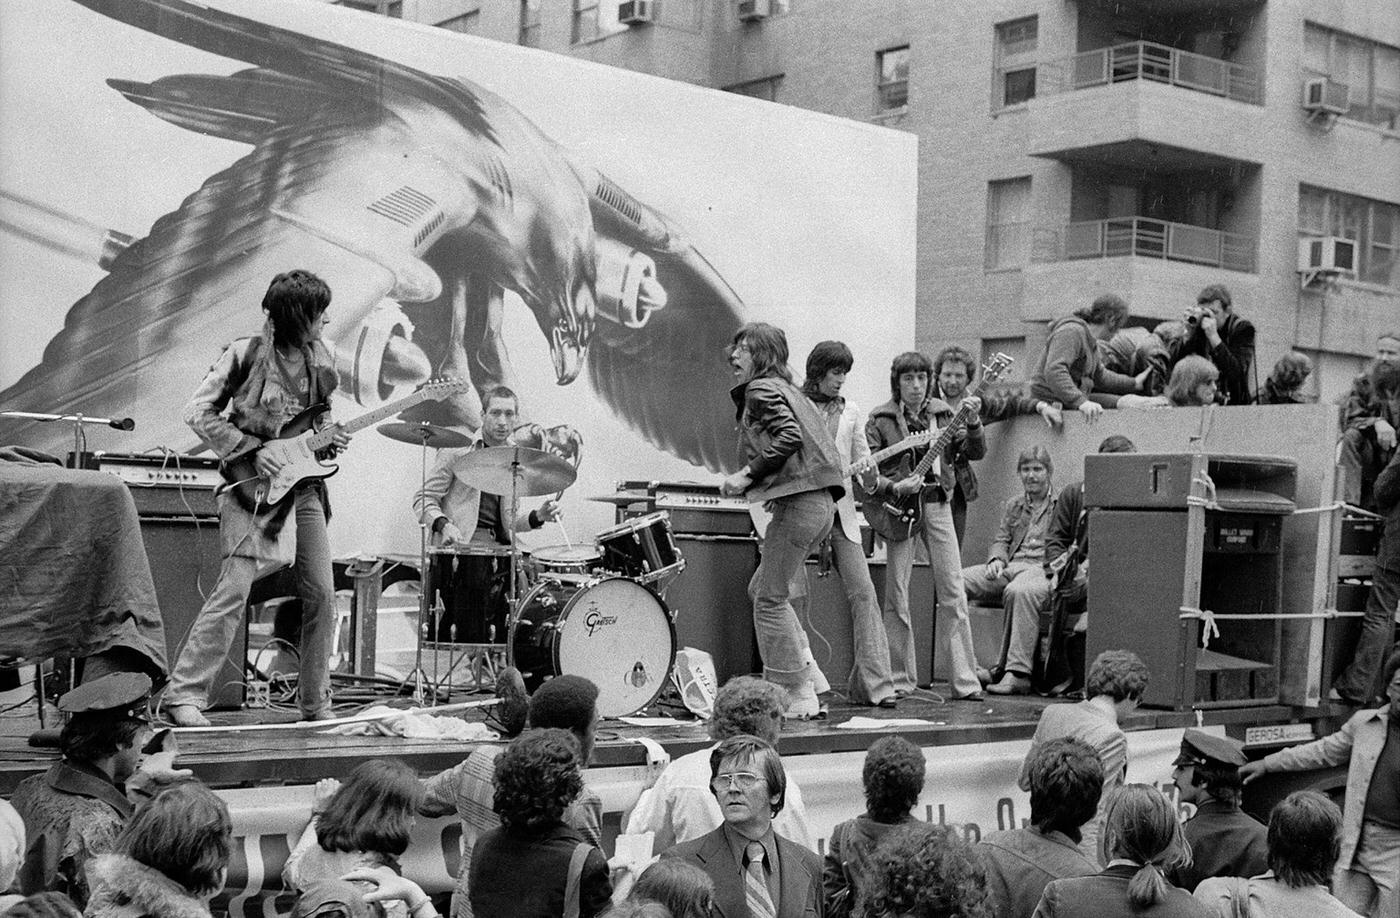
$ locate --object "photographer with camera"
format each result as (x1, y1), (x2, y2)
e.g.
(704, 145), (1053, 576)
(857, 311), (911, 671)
(1176, 283), (1255, 405)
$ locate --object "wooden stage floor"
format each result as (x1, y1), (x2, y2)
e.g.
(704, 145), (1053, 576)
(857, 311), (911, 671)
(0, 679), (1309, 794)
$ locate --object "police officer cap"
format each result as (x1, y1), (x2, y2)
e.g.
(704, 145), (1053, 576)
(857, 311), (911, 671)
(57, 672), (152, 721)
(1173, 728), (1247, 768)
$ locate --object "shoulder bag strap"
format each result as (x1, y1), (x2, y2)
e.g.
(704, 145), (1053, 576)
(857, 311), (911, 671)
(563, 841), (593, 918)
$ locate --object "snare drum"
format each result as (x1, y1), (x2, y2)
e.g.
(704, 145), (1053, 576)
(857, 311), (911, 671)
(427, 543), (511, 644)
(531, 544), (603, 577)
(596, 512), (684, 583)
(509, 576), (676, 717)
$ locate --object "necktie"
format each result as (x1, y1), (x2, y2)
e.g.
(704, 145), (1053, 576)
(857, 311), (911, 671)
(745, 840), (777, 918)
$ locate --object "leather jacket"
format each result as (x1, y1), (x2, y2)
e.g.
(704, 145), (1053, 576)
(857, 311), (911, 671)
(730, 376), (845, 503)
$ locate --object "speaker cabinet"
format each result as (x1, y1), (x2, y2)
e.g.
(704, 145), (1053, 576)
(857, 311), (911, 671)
(138, 517), (245, 709)
(664, 535), (761, 685)
(802, 559), (934, 690)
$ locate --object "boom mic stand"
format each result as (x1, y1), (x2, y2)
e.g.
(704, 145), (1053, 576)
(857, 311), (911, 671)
(0, 409), (136, 464)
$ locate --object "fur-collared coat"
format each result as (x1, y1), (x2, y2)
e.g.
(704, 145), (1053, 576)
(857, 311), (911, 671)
(83, 854), (212, 918)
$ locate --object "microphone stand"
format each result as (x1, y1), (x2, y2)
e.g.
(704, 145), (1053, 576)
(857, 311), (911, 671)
(0, 409), (136, 465)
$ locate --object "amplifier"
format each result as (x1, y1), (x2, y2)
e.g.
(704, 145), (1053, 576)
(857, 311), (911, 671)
(74, 451), (222, 518)
(621, 481), (754, 536)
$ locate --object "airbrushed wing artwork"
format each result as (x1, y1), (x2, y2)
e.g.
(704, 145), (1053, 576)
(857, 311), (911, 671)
(0, 0), (916, 556)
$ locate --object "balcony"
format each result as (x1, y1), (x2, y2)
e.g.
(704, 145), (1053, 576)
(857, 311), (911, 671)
(1020, 231), (1259, 323)
(1037, 217), (1257, 273)
(1045, 41), (1261, 105)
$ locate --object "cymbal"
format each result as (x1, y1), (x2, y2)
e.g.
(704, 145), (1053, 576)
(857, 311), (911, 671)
(457, 445), (577, 497)
(378, 422), (472, 450)
(587, 492), (654, 505)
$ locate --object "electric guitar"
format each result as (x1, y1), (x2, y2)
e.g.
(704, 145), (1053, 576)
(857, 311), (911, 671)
(861, 353), (1014, 541)
(219, 378), (470, 507)
(747, 428), (941, 539)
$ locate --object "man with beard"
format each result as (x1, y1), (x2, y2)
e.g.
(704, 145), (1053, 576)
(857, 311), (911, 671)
(932, 345), (1061, 541)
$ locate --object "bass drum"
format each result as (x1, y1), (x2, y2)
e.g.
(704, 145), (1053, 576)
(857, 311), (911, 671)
(509, 576), (676, 718)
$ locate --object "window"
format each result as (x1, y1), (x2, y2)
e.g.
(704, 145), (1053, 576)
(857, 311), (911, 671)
(986, 178), (1032, 270)
(572, 0), (599, 43)
(1299, 185), (1400, 288)
(724, 75), (784, 103)
(519, 0), (541, 46)
(437, 10), (480, 34)
(877, 46), (909, 113)
(995, 16), (1039, 108)
(1304, 23), (1400, 130)
(572, 0), (624, 43)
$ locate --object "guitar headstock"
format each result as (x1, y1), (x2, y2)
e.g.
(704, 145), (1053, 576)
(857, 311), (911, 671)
(420, 378), (471, 400)
(978, 353), (1014, 388)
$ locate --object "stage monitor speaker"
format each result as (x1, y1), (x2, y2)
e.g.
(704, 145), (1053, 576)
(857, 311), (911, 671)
(138, 517), (245, 709)
(665, 535), (761, 685)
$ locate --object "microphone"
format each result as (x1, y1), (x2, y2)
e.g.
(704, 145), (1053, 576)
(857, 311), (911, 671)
(108, 417), (136, 431)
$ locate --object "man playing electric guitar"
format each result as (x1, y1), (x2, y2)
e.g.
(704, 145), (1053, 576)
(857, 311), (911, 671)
(166, 270), (350, 727)
(864, 351), (984, 700)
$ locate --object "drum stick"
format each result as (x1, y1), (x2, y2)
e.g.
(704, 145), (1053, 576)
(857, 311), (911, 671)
(552, 489), (572, 548)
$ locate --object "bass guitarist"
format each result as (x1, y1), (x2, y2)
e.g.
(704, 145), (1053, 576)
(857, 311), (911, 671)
(165, 270), (351, 727)
(864, 350), (984, 700)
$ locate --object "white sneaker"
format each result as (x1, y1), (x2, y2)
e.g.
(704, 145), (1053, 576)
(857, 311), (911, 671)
(783, 682), (821, 720)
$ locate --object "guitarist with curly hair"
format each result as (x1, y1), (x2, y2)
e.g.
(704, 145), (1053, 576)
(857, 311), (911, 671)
(864, 351), (988, 701)
(165, 270), (351, 727)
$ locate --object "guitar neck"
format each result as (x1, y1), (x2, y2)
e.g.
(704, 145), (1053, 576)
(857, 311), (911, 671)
(305, 390), (433, 450)
(855, 432), (932, 474)
(908, 380), (995, 478)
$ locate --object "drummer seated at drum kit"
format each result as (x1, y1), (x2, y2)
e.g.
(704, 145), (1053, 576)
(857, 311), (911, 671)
(412, 386), (561, 644)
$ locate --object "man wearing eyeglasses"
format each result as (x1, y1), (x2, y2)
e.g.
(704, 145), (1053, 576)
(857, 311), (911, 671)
(661, 735), (823, 918)
(1177, 283), (1255, 405)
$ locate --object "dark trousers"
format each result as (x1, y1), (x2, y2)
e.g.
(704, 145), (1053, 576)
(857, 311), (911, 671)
(1335, 562), (1400, 702)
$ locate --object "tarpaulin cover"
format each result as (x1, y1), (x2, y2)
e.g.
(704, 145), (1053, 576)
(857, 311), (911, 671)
(0, 463), (167, 672)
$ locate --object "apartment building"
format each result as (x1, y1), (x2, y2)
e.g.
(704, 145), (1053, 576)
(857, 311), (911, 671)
(348, 0), (1399, 400)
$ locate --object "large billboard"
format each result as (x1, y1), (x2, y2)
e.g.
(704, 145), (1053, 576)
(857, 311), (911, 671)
(0, 0), (917, 558)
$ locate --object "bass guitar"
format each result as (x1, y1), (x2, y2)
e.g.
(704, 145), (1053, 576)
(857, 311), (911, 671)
(219, 378), (470, 507)
(861, 353), (1013, 541)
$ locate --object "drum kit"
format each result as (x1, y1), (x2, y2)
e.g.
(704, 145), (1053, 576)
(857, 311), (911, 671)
(378, 421), (684, 718)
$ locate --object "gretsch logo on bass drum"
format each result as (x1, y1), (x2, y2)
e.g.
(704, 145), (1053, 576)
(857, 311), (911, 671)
(584, 608), (618, 636)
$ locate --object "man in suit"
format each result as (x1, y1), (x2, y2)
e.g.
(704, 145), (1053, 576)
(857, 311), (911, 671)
(662, 734), (823, 918)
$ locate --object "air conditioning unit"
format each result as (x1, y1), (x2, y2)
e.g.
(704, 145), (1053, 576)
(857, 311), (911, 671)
(1302, 77), (1349, 115)
(737, 0), (771, 22)
(618, 0), (653, 24)
(1298, 235), (1357, 275)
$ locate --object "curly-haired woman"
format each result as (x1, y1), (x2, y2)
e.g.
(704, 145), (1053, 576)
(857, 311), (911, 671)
(861, 824), (993, 918)
(825, 736), (930, 918)
(468, 729), (612, 918)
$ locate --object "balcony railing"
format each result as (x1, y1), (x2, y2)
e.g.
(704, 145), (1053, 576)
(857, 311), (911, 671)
(1034, 217), (1257, 273)
(1045, 41), (1262, 105)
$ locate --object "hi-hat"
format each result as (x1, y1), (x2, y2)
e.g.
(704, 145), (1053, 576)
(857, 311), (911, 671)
(378, 421), (472, 449)
(458, 445), (577, 497)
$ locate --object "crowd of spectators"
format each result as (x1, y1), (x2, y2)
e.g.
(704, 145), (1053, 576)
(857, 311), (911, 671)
(1, 651), (1395, 918)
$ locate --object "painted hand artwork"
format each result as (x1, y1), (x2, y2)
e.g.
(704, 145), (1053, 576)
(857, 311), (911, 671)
(0, 0), (747, 473)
